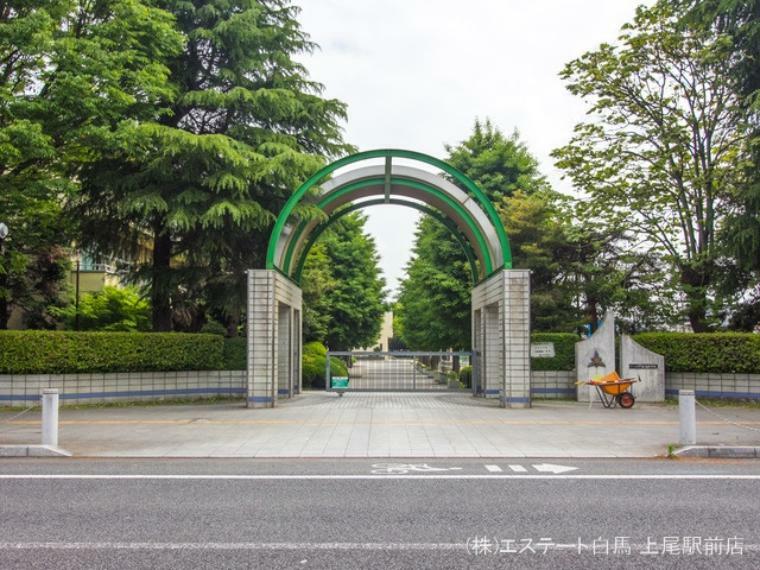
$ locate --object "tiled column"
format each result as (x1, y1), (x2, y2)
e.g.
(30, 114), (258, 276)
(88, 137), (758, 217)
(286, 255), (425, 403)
(247, 270), (276, 408)
(502, 269), (531, 408)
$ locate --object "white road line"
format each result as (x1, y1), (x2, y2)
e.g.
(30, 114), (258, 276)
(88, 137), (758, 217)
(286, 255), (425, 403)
(484, 465), (502, 472)
(1, 474), (760, 480)
(508, 465), (527, 472)
(0, 542), (758, 552)
(0, 542), (465, 551)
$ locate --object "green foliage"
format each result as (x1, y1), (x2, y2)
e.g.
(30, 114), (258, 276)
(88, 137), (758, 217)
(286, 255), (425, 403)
(74, 0), (352, 332)
(51, 286), (150, 331)
(301, 341), (347, 389)
(552, 2), (749, 332)
(396, 121), (569, 349)
(222, 337), (247, 370)
(302, 214), (386, 350)
(0, 331), (223, 374)
(200, 320), (228, 336)
(0, 0), (180, 328)
(458, 365), (472, 388)
(634, 332), (760, 373)
(530, 333), (578, 371)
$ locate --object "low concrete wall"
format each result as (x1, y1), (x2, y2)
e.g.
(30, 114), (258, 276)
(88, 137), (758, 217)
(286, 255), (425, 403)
(532, 370), (760, 401)
(2, 369), (759, 407)
(530, 371), (576, 399)
(666, 372), (760, 401)
(0, 371), (246, 407)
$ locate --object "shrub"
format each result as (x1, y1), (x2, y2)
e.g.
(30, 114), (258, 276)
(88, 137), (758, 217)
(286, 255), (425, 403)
(51, 286), (150, 331)
(633, 332), (760, 373)
(459, 365), (472, 388)
(222, 337), (247, 370)
(302, 341), (348, 389)
(0, 330), (224, 373)
(530, 333), (577, 371)
(201, 320), (227, 336)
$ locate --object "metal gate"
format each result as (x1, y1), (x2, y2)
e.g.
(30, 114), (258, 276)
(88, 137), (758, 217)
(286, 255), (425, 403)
(326, 351), (472, 392)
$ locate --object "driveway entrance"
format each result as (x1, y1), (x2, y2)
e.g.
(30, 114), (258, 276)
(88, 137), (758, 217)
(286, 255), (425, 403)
(326, 351), (471, 392)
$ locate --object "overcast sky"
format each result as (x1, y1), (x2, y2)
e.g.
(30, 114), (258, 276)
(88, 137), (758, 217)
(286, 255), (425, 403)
(297, 0), (651, 296)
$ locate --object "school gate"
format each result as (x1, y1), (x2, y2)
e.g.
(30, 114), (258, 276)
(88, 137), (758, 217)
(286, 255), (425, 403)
(246, 149), (531, 408)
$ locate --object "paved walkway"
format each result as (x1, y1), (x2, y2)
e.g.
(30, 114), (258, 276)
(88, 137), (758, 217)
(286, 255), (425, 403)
(2, 392), (760, 458)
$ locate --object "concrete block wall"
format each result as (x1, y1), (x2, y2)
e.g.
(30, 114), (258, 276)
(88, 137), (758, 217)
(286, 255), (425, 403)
(666, 373), (760, 400)
(0, 371), (246, 408)
(530, 371), (576, 399)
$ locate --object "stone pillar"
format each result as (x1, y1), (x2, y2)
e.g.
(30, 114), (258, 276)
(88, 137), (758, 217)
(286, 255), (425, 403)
(502, 270), (531, 408)
(247, 270), (276, 408)
(246, 269), (303, 409)
(470, 269), (531, 408)
(621, 335), (665, 402)
(575, 310), (615, 402)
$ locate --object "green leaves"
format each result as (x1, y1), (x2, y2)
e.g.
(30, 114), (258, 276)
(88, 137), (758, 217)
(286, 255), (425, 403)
(302, 214), (386, 351)
(552, 1), (750, 331)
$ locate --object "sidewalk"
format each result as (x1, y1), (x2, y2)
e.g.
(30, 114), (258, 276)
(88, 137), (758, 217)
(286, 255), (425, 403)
(2, 392), (760, 458)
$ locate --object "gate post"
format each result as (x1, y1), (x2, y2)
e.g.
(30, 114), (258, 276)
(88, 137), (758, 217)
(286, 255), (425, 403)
(471, 269), (531, 408)
(247, 269), (302, 408)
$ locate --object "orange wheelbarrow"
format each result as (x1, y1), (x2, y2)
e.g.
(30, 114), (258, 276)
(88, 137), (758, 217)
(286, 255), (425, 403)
(584, 372), (639, 409)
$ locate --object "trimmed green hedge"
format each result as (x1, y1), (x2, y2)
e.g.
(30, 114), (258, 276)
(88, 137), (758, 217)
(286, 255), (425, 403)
(222, 337), (247, 370)
(530, 333), (577, 371)
(633, 332), (760, 373)
(0, 330), (224, 374)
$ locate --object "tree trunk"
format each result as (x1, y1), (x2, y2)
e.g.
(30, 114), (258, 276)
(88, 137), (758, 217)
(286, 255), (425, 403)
(226, 314), (239, 338)
(680, 265), (711, 333)
(0, 297), (7, 330)
(151, 227), (173, 332)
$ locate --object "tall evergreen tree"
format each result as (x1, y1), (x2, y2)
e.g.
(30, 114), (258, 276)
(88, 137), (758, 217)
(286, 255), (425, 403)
(302, 213), (386, 350)
(75, 0), (351, 332)
(396, 120), (570, 349)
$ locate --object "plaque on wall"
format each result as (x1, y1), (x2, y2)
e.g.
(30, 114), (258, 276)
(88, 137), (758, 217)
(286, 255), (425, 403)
(530, 343), (556, 358)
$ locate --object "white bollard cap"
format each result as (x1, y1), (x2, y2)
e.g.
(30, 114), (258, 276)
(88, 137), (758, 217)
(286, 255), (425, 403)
(679, 389), (695, 396)
(41, 389), (59, 395)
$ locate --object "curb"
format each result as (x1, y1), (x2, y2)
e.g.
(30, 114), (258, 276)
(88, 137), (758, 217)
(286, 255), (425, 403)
(673, 445), (760, 458)
(0, 445), (72, 458)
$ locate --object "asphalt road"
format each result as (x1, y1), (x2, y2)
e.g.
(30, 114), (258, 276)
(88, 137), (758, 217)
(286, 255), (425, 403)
(1, 458), (759, 569)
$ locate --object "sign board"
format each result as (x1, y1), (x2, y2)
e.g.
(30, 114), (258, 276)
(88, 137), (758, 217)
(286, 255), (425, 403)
(530, 343), (555, 358)
(331, 376), (349, 389)
(629, 363), (659, 370)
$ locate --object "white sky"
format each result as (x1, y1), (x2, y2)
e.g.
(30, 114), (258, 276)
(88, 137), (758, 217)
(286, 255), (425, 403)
(297, 0), (651, 296)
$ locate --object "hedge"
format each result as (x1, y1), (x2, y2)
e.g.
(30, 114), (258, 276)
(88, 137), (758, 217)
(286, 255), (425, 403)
(633, 332), (760, 374)
(530, 333), (577, 371)
(0, 330), (224, 374)
(222, 337), (247, 370)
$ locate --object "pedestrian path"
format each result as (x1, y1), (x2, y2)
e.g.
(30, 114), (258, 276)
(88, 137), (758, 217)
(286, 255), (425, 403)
(2, 392), (759, 458)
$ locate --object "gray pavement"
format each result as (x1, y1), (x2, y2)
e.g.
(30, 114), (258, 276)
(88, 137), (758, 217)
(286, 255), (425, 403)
(0, 457), (759, 569)
(2, 392), (760, 457)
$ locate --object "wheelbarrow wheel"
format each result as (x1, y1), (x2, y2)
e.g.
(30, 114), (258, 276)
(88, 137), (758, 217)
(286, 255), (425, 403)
(618, 392), (635, 409)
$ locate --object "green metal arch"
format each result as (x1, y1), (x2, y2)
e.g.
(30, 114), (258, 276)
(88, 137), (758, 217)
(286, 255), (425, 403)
(293, 198), (481, 285)
(266, 149), (512, 276)
(282, 176), (494, 279)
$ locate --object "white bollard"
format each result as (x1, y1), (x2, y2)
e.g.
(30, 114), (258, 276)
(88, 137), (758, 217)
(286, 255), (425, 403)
(679, 389), (696, 445)
(41, 389), (59, 447)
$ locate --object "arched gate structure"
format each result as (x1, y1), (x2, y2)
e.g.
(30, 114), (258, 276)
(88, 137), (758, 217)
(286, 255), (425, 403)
(246, 150), (531, 408)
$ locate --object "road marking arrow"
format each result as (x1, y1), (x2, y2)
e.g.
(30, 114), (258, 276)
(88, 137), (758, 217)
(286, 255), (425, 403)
(508, 465), (527, 473)
(531, 463), (578, 474)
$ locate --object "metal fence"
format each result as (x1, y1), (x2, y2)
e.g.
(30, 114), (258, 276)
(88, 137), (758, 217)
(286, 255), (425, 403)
(326, 351), (471, 392)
